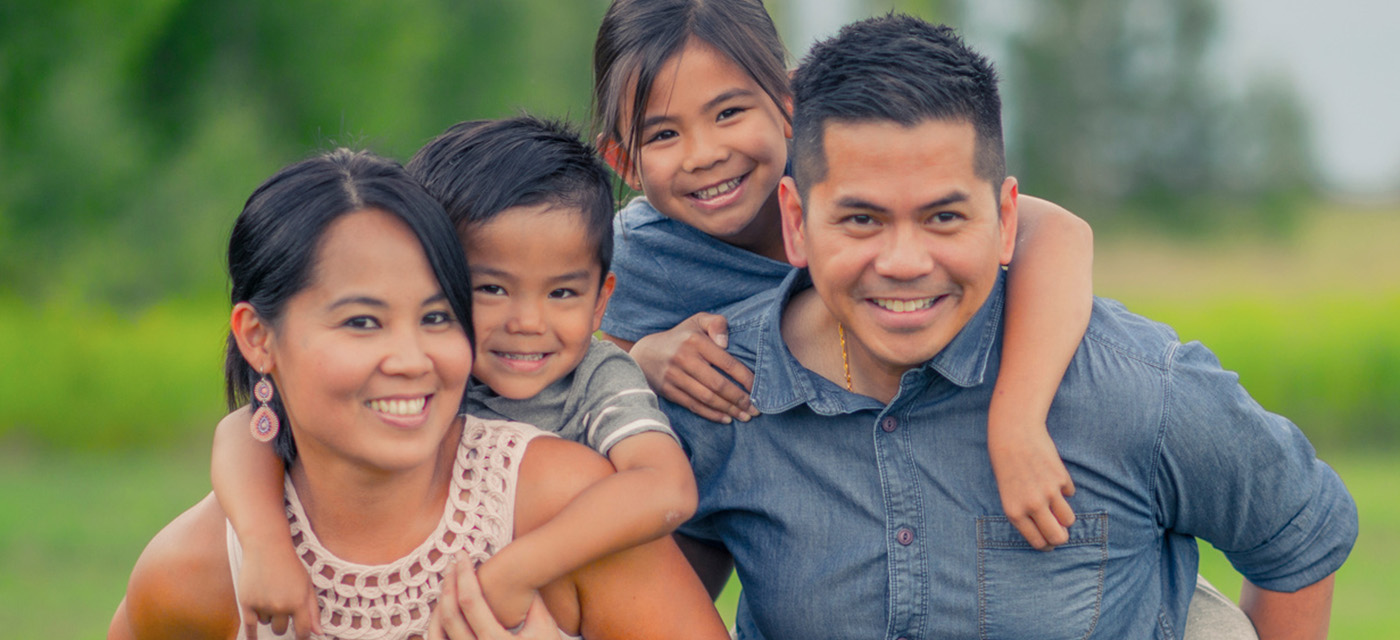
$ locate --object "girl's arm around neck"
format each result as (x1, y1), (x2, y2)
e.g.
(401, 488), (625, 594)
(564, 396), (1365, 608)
(989, 194), (1094, 550)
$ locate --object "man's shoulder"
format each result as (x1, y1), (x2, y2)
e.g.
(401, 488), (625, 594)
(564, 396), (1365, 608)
(1080, 296), (1185, 371)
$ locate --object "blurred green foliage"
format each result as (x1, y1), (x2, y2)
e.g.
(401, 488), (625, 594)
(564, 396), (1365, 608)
(1, 0), (610, 306)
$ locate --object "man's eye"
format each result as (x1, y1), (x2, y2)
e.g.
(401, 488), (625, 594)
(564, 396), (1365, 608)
(846, 214), (876, 225)
(934, 211), (964, 223)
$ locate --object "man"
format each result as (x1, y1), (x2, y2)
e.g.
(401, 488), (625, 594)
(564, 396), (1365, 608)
(667, 15), (1357, 639)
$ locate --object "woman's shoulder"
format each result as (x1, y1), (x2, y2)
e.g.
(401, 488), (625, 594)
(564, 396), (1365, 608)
(116, 493), (238, 639)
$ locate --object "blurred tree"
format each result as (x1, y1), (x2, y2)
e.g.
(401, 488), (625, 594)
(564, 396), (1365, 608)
(0, 0), (608, 306)
(1004, 0), (1317, 231)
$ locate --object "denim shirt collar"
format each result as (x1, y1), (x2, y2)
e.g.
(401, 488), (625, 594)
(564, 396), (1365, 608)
(749, 269), (1006, 415)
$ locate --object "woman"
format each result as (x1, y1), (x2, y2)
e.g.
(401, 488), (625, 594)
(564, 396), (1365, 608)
(107, 149), (728, 639)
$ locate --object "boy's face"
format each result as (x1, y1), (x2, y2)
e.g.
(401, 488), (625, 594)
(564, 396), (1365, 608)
(462, 204), (613, 400)
(780, 118), (1017, 378)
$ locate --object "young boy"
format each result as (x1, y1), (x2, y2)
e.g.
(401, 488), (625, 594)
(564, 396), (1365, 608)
(210, 116), (697, 636)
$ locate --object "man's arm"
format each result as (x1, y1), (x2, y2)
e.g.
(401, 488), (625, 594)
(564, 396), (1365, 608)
(1240, 574), (1335, 640)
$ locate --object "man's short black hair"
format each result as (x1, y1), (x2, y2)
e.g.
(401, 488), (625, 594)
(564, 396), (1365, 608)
(408, 116), (615, 281)
(790, 14), (1006, 198)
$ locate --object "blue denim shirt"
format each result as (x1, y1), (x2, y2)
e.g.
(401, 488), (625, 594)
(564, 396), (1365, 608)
(670, 270), (1357, 640)
(601, 197), (794, 342)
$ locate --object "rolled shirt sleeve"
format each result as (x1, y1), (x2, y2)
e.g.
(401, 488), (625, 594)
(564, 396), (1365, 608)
(1155, 340), (1358, 592)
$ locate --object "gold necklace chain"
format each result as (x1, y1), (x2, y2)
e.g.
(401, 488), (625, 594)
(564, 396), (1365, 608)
(837, 322), (853, 392)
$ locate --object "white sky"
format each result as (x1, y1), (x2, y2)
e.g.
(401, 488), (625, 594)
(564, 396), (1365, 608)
(785, 0), (1400, 198)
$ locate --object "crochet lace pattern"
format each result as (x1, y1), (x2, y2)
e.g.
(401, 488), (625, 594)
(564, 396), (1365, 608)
(234, 417), (543, 640)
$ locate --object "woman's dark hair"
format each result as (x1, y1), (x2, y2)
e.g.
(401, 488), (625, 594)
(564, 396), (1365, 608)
(407, 116), (615, 281)
(592, 0), (790, 162)
(224, 148), (473, 465)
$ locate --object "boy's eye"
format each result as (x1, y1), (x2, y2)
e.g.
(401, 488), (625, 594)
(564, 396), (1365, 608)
(549, 288), (580, 299)
(344, 316), (381, 330)
(474, 284), (505, 296)
(422, 310), (454, 326)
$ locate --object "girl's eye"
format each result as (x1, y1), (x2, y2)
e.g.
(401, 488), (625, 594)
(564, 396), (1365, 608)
(549, 288), (580, 299)
(474, 284), (505, 296)
(645, 129), (677, 144)
(717, 107), (746, 121)
(422, 310), (454, 326)
(344, 316), (381, 330)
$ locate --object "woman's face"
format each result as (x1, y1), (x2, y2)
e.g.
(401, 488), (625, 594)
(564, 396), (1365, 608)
(266, 208), (472, 473)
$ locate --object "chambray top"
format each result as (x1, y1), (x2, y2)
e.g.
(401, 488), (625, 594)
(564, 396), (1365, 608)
(600, 197), (794, 342)
(670, 270), (1357, 640)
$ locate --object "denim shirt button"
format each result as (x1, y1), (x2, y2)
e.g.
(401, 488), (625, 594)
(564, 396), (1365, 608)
(881, 416), (898, 432)
(896, 527), (915, 545)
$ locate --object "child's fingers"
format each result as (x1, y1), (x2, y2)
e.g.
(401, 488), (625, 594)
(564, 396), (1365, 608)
(1051, 492), (1076, 528)
(292, 591), (320, 639)
(692, 312), (731, 349)
(243, 605), (261, 640)
(437, 557), (478, 640)
(1009, 514), (1050, 551)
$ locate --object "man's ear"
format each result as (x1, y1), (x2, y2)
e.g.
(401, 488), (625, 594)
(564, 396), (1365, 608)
(597, 135), (641, 191)
(592, 272), (616, 332)
(230, 302), (275, 373)
(779, 176), (809, 268)
(998, 177), (1019, 267)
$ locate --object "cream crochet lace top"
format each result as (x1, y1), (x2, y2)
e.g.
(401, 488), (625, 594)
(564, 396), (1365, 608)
(227, 416), (552, 640)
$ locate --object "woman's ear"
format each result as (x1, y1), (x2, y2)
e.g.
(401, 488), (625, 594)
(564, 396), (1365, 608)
(597, 135), (641, 191)
(230, 302), (274, 372)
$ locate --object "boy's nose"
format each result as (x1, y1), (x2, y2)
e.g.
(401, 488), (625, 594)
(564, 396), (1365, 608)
(506, 302), (546, 334)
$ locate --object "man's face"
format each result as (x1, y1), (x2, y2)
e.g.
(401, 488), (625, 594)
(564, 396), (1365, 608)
(780, 118), (1017, 379)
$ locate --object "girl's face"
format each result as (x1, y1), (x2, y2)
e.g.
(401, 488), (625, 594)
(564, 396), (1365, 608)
(265, 208), (472, 474)
(616, 37), (791, 256)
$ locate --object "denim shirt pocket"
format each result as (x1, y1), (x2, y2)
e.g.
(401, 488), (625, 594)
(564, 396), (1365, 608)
(977, 511), (1108, 640)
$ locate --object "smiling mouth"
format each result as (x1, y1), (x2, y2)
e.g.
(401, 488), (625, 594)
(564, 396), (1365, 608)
(366, 396), (428, 416)
(689, 175), (744, 201)
(494, 351), (548, 362)
(871, 297), (939, 313)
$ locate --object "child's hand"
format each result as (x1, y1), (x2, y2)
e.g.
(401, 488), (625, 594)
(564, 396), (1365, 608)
(987, 417), (1076, 550)
(472, 553), (539, 630)
(630, 312), (757, 424)
(238, 536), (321, 639)
(429, 553), (562, 640)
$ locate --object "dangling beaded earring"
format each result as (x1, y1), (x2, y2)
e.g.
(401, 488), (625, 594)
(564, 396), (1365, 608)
(250, 370), (280, 443)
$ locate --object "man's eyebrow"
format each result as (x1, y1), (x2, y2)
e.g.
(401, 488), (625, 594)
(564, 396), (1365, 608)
(835, 191), (970, 212)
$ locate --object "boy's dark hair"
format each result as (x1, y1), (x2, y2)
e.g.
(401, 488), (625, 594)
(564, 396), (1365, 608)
(225, 148), (473, 465)
(592, 0), (789, 162)
(407, 116), (615, 281)
(790, 14), (1006, 198)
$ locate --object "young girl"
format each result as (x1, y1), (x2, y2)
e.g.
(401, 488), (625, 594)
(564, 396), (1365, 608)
(591, 0), (1090, 555)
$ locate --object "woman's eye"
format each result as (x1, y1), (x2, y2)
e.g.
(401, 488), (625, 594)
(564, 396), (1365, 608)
(422, 311), (453, 326)
(344, 316), (381, 330)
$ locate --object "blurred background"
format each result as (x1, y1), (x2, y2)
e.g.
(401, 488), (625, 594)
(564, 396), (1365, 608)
(1, 0), (1395, 636)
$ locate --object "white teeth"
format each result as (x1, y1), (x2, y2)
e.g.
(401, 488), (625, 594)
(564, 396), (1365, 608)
(498, 352), (545, 361)
(873, 298), (936, 313)
(368, 397), (426, 416)
(691, 177), (742, 200)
